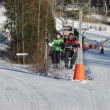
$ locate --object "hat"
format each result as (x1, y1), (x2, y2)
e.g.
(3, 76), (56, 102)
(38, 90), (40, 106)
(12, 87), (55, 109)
(56, 32), (61, 36)
(68, 33), (74, 36)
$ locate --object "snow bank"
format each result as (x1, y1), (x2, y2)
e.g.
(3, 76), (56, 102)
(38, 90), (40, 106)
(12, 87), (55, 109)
(84, 30), (110, 42)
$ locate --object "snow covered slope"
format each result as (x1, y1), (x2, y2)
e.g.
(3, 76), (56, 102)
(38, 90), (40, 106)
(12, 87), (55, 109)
(0, 32), (110, 110)
(0, 41), (110, 110)
(84, 30), (110, 42)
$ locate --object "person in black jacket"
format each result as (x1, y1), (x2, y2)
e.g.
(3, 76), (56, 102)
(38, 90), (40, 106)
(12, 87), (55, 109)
(99, 46), (104, 54)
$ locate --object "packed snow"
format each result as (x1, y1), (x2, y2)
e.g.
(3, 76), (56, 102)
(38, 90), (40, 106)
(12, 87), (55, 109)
(0, 38), (110, 110)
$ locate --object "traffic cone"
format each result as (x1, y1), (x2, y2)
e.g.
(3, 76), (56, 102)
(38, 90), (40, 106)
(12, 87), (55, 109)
(73, 64), (86, 80)
(82, 43), (87, 51)
(89, 44), (94, 49)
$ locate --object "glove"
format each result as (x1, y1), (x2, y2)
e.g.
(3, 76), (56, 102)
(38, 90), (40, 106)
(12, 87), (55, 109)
(70, 46), (73, 50)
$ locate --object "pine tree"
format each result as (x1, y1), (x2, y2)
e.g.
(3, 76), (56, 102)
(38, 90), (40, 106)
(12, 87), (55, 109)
(4, 0), (55, 66)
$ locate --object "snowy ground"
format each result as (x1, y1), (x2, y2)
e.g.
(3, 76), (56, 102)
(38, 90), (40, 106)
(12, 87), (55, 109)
(55, 17), (110, 32)
(0, 37), (110, 110)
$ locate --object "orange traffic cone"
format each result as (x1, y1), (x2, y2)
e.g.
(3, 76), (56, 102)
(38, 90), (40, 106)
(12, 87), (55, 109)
(89, 44), (94, 49)
(82, 43), (87, 51)
(73, 64), (86, 80)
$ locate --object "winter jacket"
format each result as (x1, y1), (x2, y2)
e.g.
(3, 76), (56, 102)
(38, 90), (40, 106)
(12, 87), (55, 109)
(64, 38), (79, 49)
(49, 38), (64, 52)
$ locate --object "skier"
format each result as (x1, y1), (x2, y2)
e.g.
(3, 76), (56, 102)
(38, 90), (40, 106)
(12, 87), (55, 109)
(64, 33), (79, 69)
(99, 46), (104, 54)
(48, 32), (64, 68)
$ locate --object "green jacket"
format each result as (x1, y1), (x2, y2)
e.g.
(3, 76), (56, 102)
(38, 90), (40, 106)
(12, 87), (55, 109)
(49, 38), (64, 52)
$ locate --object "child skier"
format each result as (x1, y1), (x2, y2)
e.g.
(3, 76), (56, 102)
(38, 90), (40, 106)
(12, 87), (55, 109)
(99, 46), (104, 54)
(64, 33), (79, 69)
(48, 32), (64, 68)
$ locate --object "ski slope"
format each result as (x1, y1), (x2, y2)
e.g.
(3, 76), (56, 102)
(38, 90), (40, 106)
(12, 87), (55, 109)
(0, 40), (110, 110)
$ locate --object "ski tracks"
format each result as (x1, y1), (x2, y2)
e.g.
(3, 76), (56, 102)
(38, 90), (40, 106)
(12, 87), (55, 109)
(0, 71), (51, 110)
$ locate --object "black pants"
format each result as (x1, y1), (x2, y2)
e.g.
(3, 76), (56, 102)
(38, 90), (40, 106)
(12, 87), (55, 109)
(52, 51), (61, 65)
(100, 48), (104, 54)
(65, 49), (77, 67)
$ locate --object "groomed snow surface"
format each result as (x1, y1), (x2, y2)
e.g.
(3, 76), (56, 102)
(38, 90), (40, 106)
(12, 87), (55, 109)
(0, 30), (110, 110)
(0, 39), (110, 110)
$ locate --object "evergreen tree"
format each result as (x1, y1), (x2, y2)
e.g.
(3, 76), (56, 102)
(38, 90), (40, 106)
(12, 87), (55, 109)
(4, 0), (55, 66)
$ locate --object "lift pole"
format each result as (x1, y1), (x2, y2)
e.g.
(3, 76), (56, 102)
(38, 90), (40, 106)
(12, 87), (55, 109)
(77, 9), (83, 64)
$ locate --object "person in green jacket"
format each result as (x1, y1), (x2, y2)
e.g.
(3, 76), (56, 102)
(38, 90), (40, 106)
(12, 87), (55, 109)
(49, 32), (64, 68)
